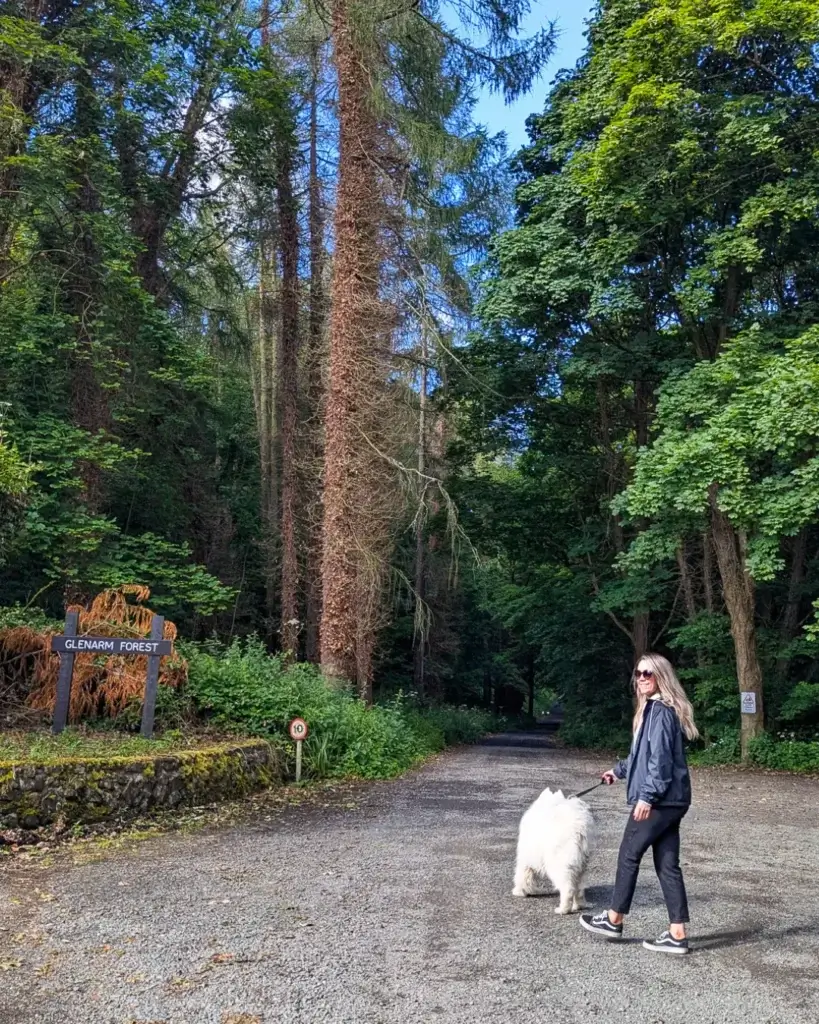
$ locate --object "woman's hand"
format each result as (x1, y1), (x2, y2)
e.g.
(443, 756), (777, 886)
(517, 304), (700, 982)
(633, 800), (652, 821)
(601, 770), (617, 786)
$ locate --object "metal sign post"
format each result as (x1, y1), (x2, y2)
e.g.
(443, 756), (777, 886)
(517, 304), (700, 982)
(49, 612), (173, 736)
(288, 717), (309, 782)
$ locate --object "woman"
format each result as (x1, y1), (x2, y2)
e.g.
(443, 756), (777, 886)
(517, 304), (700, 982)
(580, 653), (699, 955)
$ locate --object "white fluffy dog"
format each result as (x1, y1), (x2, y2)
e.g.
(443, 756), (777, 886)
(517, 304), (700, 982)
(512, 788), (595, 914)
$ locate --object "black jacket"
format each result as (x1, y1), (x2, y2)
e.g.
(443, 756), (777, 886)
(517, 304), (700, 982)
(613, 699), (692, 807)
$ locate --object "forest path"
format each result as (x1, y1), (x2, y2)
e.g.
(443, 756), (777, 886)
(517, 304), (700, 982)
(2, 733), (818, 1024)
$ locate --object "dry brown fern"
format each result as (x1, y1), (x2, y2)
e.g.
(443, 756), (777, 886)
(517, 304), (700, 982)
(0, 586), (187, 723)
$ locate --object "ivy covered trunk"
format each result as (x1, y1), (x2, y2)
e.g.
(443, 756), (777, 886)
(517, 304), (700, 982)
(320, 0), (381, 692)
(709, 489), (765, 760)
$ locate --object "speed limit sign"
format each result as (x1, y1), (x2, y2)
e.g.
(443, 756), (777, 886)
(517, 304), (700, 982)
(289, 718), (308, 783)
(289, 717), (309, 741)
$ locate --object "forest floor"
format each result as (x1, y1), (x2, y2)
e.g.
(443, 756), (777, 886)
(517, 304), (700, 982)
(1, 732), (818, 1024)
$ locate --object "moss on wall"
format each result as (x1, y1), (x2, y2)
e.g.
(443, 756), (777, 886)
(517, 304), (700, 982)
(0, 740), (280, 830)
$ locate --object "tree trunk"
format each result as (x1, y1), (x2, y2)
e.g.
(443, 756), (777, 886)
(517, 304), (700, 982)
(526, 649), (535, 719)
(67, 66), (112, 516)
(709, 487), (764, 760)
(774, 528), (808, 684)
(304, 44), (327, 664)
(632, 612), (649, 660)
(276, 130), (301, 659)
(320, 0), (382, 689)
(702, 530), (715, 613)
(0, 0), (38, 270)
(256, 225), (280, 639)
(482, 633), (492, 709)
(412, 342), (428, 698)
(677, 543), (697, 622)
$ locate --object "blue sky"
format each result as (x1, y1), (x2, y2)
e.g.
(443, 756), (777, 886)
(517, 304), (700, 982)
(475, 0), (595, 152)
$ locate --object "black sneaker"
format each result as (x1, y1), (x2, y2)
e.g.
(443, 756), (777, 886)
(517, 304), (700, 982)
(642, 931), (690, 955)
(579, 911), (623, 940)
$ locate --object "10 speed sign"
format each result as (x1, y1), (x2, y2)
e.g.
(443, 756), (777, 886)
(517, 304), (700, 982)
(288, 717), (309, 741)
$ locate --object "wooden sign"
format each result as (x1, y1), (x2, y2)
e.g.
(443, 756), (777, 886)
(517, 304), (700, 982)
(50, 636), (173, 656)
(50, 610), (172, 739)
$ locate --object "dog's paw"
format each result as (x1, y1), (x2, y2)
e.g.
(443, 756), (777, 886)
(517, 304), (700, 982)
(512, 887), (528, 897)
(554, 905), (573, 915)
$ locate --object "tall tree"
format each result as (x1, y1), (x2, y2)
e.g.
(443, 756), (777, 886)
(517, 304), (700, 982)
(464, 0), (819, 748)
(303, 40), (328, 664)
(275, 103), (302, 658)
(320, 0), (555, 695)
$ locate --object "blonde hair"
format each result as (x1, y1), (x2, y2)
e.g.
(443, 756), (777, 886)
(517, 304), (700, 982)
(633, 653), (699, 741)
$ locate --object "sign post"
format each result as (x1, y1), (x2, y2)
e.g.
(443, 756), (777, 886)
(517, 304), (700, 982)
(52, 609), (80, 735)
(49, 613), (173, 736)
(140, 615), (166, 739)
(288, 717), (309, 783)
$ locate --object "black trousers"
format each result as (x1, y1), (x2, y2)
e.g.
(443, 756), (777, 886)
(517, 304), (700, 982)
(610, 805), (690, 923)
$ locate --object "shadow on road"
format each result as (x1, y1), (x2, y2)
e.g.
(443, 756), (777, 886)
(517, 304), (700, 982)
(694, 920), (819, 951)
(481, 731), (555, 749)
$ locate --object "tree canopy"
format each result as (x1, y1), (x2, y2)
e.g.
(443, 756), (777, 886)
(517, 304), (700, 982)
(3, 0), (819, 760)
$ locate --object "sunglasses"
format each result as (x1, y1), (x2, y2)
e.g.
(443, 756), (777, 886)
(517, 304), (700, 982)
(634, 669), (655, 680)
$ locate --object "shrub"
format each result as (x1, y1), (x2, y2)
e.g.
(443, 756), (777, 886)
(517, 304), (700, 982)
(690, 730), (819, 773)
(183, 638), (494, 779)
(748, 733), (819, 774)
(559, 714), (631, 753)
(778, 682), (819, 732)
(689, 730), (740, 766)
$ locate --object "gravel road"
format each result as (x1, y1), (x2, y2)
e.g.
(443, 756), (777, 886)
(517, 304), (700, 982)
(2, 732), (818, 1024)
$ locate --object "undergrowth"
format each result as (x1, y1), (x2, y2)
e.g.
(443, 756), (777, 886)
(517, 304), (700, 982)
(182, 638), (496, 779)
(689, 729), (819, 773)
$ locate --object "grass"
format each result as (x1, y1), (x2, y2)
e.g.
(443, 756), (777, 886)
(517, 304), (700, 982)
(0, 727), (233, 764)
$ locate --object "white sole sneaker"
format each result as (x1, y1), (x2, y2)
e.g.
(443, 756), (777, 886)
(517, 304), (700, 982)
(579, 915), (624, 940)
(642, 938), (690, 954)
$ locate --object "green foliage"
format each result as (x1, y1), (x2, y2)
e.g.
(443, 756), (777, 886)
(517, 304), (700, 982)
(748, 734), (819, 774)
(669, 613), (739, 740)
(0, 604), (62, 632)
(779, 683), (819, 730)
(691, 730), (819, 774)
(114, 682), (198, 734)
(446, 0), (819, 750)
(560, 716), (632, 755)
(0, 420), (31, 567)
(0, 435), (29, 499)
(0, 0), (261, 631)
(620, 327), (819, 581)
(183, 638), (493, 779)
(689, 731), (741, 767)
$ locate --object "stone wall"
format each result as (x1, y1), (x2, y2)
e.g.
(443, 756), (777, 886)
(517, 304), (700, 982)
(0, 739), (281, 830)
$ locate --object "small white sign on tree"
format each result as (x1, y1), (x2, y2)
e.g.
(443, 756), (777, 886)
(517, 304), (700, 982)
(741, 692), (757, 715)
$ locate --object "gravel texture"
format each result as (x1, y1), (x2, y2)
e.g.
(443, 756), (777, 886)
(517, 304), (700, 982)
(1, 731), (818, 1024)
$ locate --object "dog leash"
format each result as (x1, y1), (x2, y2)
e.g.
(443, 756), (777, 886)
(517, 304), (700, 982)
(571, 780), (606, 799)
